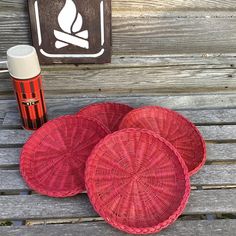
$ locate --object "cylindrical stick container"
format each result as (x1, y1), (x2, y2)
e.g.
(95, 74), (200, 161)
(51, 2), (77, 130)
(7, 45), (47, 130)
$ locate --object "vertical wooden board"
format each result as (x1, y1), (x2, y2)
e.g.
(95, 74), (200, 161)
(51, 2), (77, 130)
(28, 0), (111, 64)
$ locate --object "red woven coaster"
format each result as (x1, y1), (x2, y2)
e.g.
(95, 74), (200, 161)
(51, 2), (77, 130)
(20, 115), (110, 197)
(86, 128), (190, 234)
(77, 102), (133, 132)
(119, 106), (206, 176)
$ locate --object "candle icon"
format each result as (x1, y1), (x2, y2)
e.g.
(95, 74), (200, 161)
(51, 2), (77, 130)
(54, 0), (89, 49)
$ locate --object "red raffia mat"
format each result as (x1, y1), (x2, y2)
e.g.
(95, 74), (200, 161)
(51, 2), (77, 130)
(119, 106), (206, 176)
(86, 128), (191, 234)
(77, 102), (133, 132)
(20, 115), (110, 198)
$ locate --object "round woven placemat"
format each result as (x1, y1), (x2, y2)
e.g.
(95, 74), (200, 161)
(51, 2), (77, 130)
(77, 102), (133, 132)
(20, 115), (110, 197)
(86, 128), (191, 234)
(119, 106), (206, 176)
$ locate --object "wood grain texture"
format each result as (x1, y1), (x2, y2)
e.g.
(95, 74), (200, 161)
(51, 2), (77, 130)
(2, 0), (236, 12)
(0, 148), (20, 167)
(1, 165), (235, 191)
(0, 125), (235, 145)
(113, 0), (236, 13)
(0, 189), (235, 220)
(3, 108), (236, 127)
(112, 17), (236, 55)
(0, 143), (234, 168)
(0, 94), (236, 115)
(1, 15), (236, 59)
(0, 220), (235, 236)
(1, 54), (236, 70)
(206, 143), (236, 161)
(0, 194), (96, 220)
(190, 165), (236, 186)
(0, 130), (32, 146)
(1, 54), (236, 95)
(1, 66), (236, 94)
(198, 125), (236, 140)
(180, 109), (236, 125)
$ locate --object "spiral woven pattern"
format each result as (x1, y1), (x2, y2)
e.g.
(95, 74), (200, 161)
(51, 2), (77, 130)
(77, 102), (133, 132)
(119, 106), (206, 176)
(20, 115), (110, 197)
(86, 128), (190, 234)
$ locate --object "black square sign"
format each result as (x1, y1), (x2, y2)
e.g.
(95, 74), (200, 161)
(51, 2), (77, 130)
(28, 0), (111, 64)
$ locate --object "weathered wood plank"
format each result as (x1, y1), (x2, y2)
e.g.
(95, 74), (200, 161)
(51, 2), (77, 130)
(180, 109), (236, 124)
(0, 194), (95, 220)
(0, 125), (235, 145)
(2, 113), (62, 127)
(0, 170), (28, 190)
(3, 108), (236, 127)
(0, 148), (20, 167)
(1, 66), (236, 94)
(1, 2), (236, 21)
(112, 17), (236, 55)
(0, 144), (234, 168)
(1, 165), (235, 191)
(207, 143), (236, 161)
(113, 1), (236, 13)
(2, 0), (236, 11)
(0, 130), (32, 146)
(0, 220), (235, 236)
(0, 94), (236, 115)
(198, 125), (236, 140)
(1, 55), (236, 70)
(1, 56), (235, 96)
(191, 165), (236, 186)
(1, 16), (236, 58)
(0, 189), (235, 220)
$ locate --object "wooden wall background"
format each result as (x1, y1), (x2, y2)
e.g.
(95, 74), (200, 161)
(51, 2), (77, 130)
(0, 0), (235, 98)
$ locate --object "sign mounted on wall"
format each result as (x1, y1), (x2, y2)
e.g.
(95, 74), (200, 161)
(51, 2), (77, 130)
(28, 0), (111, 64)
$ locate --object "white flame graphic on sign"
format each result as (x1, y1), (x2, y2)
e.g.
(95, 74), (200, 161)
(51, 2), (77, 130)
(54, 0), (89, 49)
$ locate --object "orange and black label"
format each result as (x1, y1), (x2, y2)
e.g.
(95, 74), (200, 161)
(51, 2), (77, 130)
(22, 99), (39, 106)
(13, 75), (47, 130)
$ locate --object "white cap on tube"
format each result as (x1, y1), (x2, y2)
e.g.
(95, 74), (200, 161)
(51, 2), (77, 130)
(7, 45), (41, 80)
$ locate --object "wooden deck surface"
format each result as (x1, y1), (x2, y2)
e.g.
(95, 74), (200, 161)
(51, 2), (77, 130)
(0, 0), (236, 235)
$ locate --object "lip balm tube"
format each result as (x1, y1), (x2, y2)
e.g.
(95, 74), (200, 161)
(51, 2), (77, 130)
(7, 45), (47, 130)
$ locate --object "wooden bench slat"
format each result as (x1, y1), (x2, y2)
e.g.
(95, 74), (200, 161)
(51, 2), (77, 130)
(1, 66), (236, 94)
(0, 130), (32, 146)
(180, 109), (236, 124)
(190, 165), (236, 186)
(3, 109), (236, 127)
(0, 125), (235, 145)
(1, 94), (236, 114)
(198, 126), (236, 140)
(0, 144), (235, 167)
(0, 189), (235, 220)
(1, 16), (236, 59)
(0, 148), (20, 167)
(0, 220), (235, 236)
(0, 143), (234, 167)
(112, 17), (236, 55)
(1, 165), (235, 192)
(206, 143), (236, 161)
(1, 0), (236, 14)
(0, 55), (235, 70)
